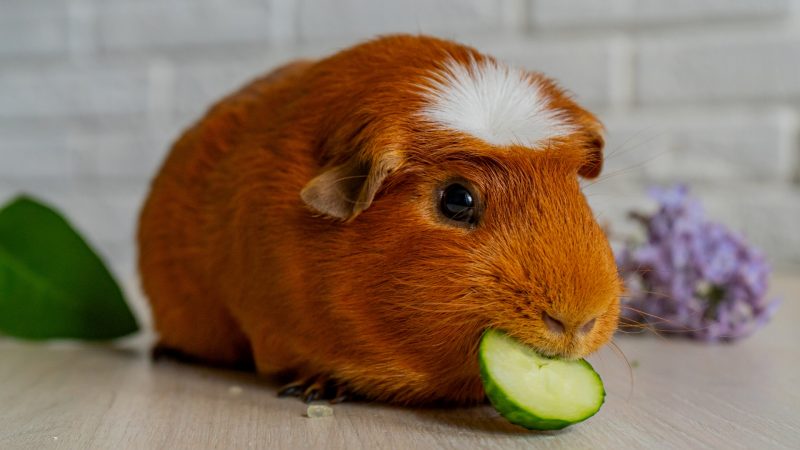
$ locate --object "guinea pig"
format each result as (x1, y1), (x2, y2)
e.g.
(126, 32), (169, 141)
(138, 34), (622, 405)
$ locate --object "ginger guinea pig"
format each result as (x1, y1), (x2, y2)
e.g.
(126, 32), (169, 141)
(138, 34), (622, 405)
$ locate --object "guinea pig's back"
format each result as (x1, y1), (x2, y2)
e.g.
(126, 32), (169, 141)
(137, 60), (314, 367)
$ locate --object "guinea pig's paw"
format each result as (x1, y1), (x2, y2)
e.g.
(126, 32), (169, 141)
(277, 374), (350, 404)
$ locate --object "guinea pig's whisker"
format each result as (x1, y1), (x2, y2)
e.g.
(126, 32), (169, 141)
(583, 150), (668, 191)
(619, 307), (724, 334)
(617, 318), (669, 339)
(606, 339), (635, 401)
(619, 306), (677, 324)
(582, 144), (669, 197)
(602, 127), (665, 163)
(617, 317), (653, 330)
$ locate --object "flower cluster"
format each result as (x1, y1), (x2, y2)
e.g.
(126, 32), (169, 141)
(616, 185), (778, 341)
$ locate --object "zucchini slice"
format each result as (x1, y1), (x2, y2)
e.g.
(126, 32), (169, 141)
(479, 329), (605, 430)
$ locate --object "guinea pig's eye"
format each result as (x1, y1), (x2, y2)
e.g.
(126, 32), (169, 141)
(440, 183), (477, 224)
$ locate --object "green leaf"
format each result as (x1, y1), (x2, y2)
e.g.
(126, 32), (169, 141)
(0, 195), (139, 340)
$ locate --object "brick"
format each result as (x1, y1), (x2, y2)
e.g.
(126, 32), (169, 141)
(694, 184), (800, 267)
(171, 36), (627, 123)
(298, 0), (515, 43)
(0, 1), (70, 58)
(97, 0), (296, 51)
(0, 179), (145, 242)
(171, 42), (345, 116)
(469, 36), (632, 108)
(68, 131), (171, 180)
(531, 0), (791, 29)
(0, 16), (68, 59)
(68, 0), (97, 59)
(0, 113), (171, 179)
(96, 238), (136, 285)
(0, 65), (150, 119)
(585, 181), (800, 267)
(598, 107), (798, 182)
(0, 143), (73, 179)
(0, 127), (74, 178)
(173, 54), (292, 116)
(65, 185), (145, 242)
(636, 31), (800, 104)
(583, 180), (654, 239)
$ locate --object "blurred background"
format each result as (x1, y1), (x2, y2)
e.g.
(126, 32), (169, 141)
(1, 0), (799, 290)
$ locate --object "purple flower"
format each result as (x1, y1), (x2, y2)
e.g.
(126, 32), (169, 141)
(616, 185), (778, 341)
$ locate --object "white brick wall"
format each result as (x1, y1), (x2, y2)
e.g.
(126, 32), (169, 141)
(1, 0), (800, 297)
(637, 30), (800, 104)
(530, 0), (794, 28)
(0, 65), (150, 118)
(0, 1), (71, 58)
(97, 0), (296, 51)
(297, 0), (518, 42)
(601, 107), (799, 182)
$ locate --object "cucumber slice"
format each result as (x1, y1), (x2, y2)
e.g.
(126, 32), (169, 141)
(479, 329), (605, 430)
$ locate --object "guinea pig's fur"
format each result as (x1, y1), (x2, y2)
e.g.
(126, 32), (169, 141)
(138, 34), (622, 405)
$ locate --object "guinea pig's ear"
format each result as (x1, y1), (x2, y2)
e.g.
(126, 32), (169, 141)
(577, 130), (605, 179)
(300, 151), (401, 221)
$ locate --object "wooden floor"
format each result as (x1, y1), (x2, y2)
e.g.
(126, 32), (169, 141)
(1, 276), (798, 449)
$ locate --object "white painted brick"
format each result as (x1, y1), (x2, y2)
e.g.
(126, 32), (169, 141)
(68, 131), (170, 180)
(0, 140), (75, 179)
(0, 180), (146, 243)
(298, 0), (515, 43)
(0, 125), (74, 178)
(97, 0), (296, 51)
(68, 0), (97, 60)
(171, 43), (341, 116)
(0, 1), (70, 58)
(531, 0), (792, 29)
(637, 31), (800, 104)
(0, 19), (68, 59)
(96, 239), (135, 281)
(173, 56), (292, 116)
(468, 36), (632, 108)
(0, 65), (150, 118)
(171, 35), (626, 121)
(584, 180), (658, 243)
(587, 181), (800, 268)
(64, 186), (145, 243)
(0, 116), (172, 180)
(690, 184), (800, 267)
(598, 107), (799, 182)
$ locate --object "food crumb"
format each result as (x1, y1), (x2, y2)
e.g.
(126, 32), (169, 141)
(228, 385), (243, 395)
(631, 360), (640, 369)
(306, 404), (334, 418)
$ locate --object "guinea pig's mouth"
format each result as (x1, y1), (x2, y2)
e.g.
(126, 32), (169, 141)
(531, 343), (583, 361)
(482, 328), (575, 361)
(486, 321), (604, 361)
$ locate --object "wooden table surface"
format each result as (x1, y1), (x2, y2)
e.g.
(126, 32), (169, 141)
(1, 276), (798, 449)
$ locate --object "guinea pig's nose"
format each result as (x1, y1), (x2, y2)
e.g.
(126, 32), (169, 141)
(542, 311), (565, 334)
(580, 317), (597, 334)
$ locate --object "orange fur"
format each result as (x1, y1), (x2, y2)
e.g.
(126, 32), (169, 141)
(138, 35), (622, 405)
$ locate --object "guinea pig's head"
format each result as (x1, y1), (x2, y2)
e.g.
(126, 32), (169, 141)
(299, 36), (621, 369)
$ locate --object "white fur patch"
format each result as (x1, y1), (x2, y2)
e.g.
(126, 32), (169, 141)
(419, 58), (575, 148)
